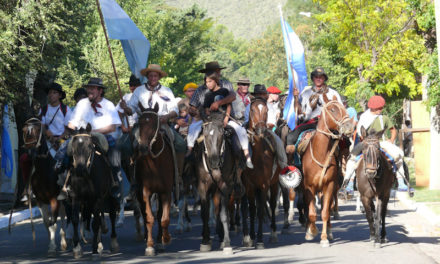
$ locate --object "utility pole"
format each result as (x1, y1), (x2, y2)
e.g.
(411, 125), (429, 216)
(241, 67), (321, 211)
(429, 0), (440, 189)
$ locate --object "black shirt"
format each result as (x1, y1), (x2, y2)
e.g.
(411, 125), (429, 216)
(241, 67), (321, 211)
(203, 88), (230, 111)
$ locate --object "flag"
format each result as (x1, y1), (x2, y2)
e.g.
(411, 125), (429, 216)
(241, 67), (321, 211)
(280, 17), (308, 130)
(99, 0), (150, 81)
(1, 105), (13, 179)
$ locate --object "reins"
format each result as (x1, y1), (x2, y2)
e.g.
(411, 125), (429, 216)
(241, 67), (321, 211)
(140, 110), (165, 158)
(23, 118), (43, 148)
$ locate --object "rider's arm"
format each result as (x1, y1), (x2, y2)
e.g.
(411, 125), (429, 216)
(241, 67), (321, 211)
(93, 124), (116, 134)
(389, 127), (397, 143)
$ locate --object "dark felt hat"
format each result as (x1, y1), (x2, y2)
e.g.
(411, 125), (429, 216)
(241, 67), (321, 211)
(125, 74), (141, 86)
(46, 82), (66, 100)
(84, 77), (106, 89)
(310, 67), (328, 81)
(198, 61), (226, 73)
(251, 84), (268, 94)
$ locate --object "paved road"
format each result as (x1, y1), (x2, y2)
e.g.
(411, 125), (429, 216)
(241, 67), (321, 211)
(1, 198), (439, 263)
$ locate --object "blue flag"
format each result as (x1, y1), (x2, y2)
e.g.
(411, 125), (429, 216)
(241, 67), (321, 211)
(1, 105), (13, 178)
(280, 17), (308, 130)
(99, 0), (150, 81)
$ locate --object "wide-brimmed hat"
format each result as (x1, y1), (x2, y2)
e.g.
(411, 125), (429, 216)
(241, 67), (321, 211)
(84, 77), (106, 89)
(367, 95), (385, 109)
(267, 86), (282, 94)
(235, 77), (252, 85)
(310, 67), (328, 81)
(46, 82), (66, 100)
(251, 84), (268, 94)
(198, 61), (226, 73)
(140, 64), (168, 78)
(125, 74), (141, 86)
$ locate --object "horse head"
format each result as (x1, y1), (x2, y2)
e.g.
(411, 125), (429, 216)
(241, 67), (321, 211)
(201, 111), (225, 170)
(70, 123), (94, 177)
(360, 127), (383, 179)
(22, 117), (43, 149)
(137, 102), (160, 156)
(321, 94), (354, 137)
(249, 98), (268, 137)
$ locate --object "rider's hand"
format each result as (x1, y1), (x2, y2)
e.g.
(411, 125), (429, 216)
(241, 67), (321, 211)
(176, 118), (188, 128)
(309, 94), (319, 109)
(293, 88), (299, 97)
(223, 117), (229, 128)
(210, 101), (220, 111)
(189, 106), (198, 117)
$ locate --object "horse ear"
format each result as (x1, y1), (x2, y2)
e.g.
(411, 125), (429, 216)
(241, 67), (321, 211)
(323, 93), (329, 104)
(153, 102), (159, 113)
(360, 126), (367, 139)
(375, 129), (384, 139)
(138, 102), (146, 112)
(86, 123), (92, 134)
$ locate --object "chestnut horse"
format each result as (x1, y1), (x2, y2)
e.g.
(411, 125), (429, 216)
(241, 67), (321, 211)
(242, 98), (279, 248)
(301, 95), (354, 247)
(356, 127), (395, 248)
(135, 103), (174, 256)
(20, 117), (68, 256)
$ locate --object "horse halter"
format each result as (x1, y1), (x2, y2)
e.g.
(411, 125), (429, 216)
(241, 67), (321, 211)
(23, 118), (43, 148)
(317, 101), (351, 139)
(249, 99), (268, 135)
(71, 133), (95, 173)
(201, 120), (225, 172)
(139, 110), (164, 158)
(363, 137), (381, 178)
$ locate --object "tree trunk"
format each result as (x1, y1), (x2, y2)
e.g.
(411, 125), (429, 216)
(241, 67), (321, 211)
(429, 106), (440, 190)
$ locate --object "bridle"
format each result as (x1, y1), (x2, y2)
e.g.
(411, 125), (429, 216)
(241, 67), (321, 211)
(363, 137), (380, 176)
(201, 120), (225, 173)
(249, 99), (268, 133)
(316, 101), (350, 139)
(71, 133), (95, 174)
(139, 110), (164, 158)
(23, 118), (43, 148)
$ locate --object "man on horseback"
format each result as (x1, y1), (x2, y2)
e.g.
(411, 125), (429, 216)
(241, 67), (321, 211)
(231, 77), (252, 124)
(119, 64), (186, 191)
(266, 86), (282, 130)
(285, 67), (343, 155)
(57, 77), (122, 200)
(343, 95), (410, 191)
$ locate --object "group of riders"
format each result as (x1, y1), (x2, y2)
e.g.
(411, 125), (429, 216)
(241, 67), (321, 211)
(19, 60), (411, 207)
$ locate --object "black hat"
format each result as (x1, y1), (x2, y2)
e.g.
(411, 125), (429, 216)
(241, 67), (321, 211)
(46, 82), (66, 100)
(125, 74), (141, 87)
(251, 84), (268, 94)
(198, 61), (226, 73)
(310, 67), (328, 81)
(73, 88), (87, 102)
(84, 77), (106, 89)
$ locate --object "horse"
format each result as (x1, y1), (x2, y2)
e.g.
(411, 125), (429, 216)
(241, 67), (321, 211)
(242, 98), (279, 248)
(19, 117), (68, 256)
(134, 102), (174, 256)
(301, 95), (354, 247)
(194, 111), (236, 254)
(356, 127), (396, 248)
(68, 124), (119, 259)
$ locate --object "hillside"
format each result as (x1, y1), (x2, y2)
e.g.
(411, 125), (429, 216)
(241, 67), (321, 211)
(165, 0), (288, 40)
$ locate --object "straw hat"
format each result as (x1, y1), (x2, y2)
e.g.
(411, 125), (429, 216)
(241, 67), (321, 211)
(140, 64), (168, 78)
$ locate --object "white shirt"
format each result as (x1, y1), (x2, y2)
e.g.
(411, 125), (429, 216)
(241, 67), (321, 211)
(69, 98), (121, 138)
(300, 86), (342, 121)
(127, 84), (178, 117)
(267, 101), (280, 125)
(116, 93), (137, 127)
(41, 104), (72, 136)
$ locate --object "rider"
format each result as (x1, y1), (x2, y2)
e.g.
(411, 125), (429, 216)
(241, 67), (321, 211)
(231, 77), (252, 124)
(285, 67), (343, 155)
(343, 95), (410, 191)
(58, 77), (122, 200)
(244, 84), (295, 175)
(175, 82), (198, 138)
(119, 64), (186, 188)
(266, 86), (282, 130)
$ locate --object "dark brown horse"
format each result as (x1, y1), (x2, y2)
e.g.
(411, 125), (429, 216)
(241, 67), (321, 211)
(20, 117), (68, 256)
(356, 127), (395, 248)
(135, 103), (174, 256)
(242, 98), (279, 248)
(301, 95), (354, 247)
(194, 111), (236, 254)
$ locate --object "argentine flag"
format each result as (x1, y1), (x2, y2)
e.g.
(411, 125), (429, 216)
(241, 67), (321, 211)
(99, 0), (150, 82)
(280, 16), (308, 130)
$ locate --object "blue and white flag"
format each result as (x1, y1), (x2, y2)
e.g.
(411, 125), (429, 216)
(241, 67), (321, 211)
(280, 17), (308, 130)
(99, 0), (150, 81)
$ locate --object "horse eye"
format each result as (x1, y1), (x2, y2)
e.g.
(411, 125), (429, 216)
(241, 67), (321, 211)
(331, 108), (335, 112)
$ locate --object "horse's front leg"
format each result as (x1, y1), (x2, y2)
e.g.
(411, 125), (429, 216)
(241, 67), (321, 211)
(320, 182), (335, 247)
(143, 187), (155, 256)
(199, 193), (212, 251)
(281, 186), (290, 231)
(109, 197), (120, 253)
(160, 192), (172, 247)
(269, 183), (279, 243)
(49, 199), (60, 256)
(241, 195), (252, 247)
(219, 189), (232, 254)
(380, 193), (390, 244)
(304, 186), (319, 241)
(361, 194), (375, 243)
(255, 188), (265, 249)
(71, 201), (82, 259)
(91, 210), (103, 258)
(374, 197), (383, 248)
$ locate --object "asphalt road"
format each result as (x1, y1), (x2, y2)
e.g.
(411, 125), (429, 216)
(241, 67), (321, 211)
(0, 198), (439, 264)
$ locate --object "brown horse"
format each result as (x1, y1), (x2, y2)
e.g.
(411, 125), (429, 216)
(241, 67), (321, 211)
(20, 117), (68, 256)
(301, 95), (354, 247)
(356, 127), (395, 248)
(242, 98), (279, 248)
(135, 103), (174, 256)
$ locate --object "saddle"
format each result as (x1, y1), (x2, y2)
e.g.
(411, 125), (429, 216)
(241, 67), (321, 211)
(296, 130), (316, 156)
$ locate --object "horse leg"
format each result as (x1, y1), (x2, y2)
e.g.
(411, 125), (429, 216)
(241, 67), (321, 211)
(288, 188), (296, 224)
(143, 187), (155, 256)
(361, 195), (375, 243)
(269, 183), (279, 243)
(248, 190), (257, 244)
(235, 198), (241, 233)
(374, 197), (383, 248)
(320, 183), (334, 247)
(200, 194), (212, 251)
(49, 199), (60, 256)
(72, 201), (82, 259)
(110, 198), (119, 253)
(380, 193), (390, 244)
(228, 193), (235, 231)
(255, 189), (265, 249)
(332, 190), (340, 220)
(91, 210), (102, 257)
(304, 187), (319, 241)
(296, 187), (306, 227)
(155, 195), (164, 253)
(58, 202), (68, 251)
(241, 195), (252, 247)
(281, 186), (290, 232)
(220, 191), (232, 254)
(176, 195), (185, 234)
(39, 203), (56, 257)
(184, 198), (192, 232)
(160, 192), (172, 247)
(213, 191), (224, 246)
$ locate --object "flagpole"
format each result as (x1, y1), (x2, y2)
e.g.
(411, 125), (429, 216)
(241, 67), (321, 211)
(96, 0), (123, 100)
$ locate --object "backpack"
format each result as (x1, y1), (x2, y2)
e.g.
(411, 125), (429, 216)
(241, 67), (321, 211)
(41, 103), (68, 118)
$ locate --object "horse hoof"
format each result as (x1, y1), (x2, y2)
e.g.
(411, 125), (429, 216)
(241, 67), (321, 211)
(156, 243), (165, 253)
(305, 233), (315, 241)
(111, 238), (120, 253)
(374, 242), (381, 249)
(92, 253), (101, 261)
(116, 220), (124, 228)
(175, 227), (183, 234)
(281, 227), (291, 235)
(270, 231), (278, 243)
(73, 245), (83, 259)
(185, 224), (192, 232)
(97, 242), (104, 255)
(381, 237), (389, 244)
(223, 247), (233, 255)
(200, 242), (212, 252)
(145, 247), (156, 256)
(47, 250), (56, 258)
(243, 235), (254, 247)
(256, 242), (265, 249)
(162, 235), (172, 246)
(320, 239), (330, 248)
(234, 226), (240, 234)
(333, 213), (340, 220)
(327, 232), (334, 241)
